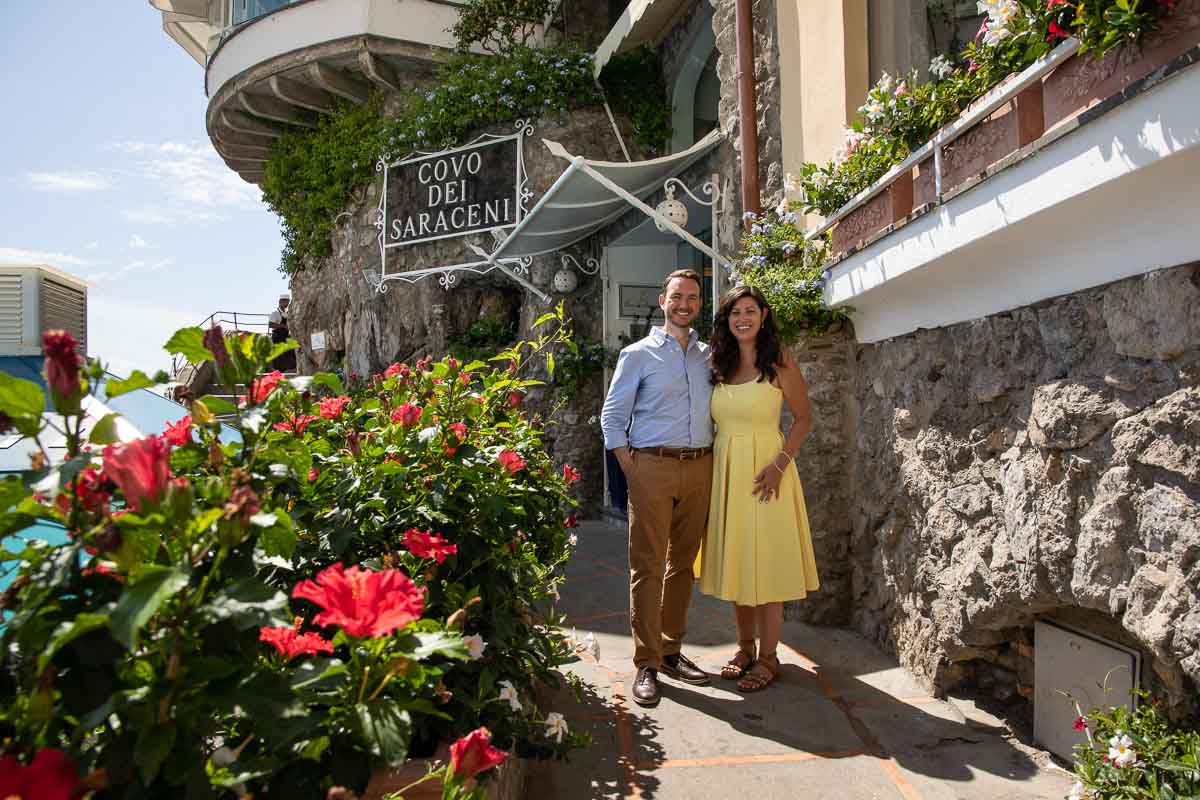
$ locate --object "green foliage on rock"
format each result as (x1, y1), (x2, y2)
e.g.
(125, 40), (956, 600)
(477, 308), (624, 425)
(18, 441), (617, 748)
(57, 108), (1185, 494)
(451, 0), (554, 54)
(263, 46), (672, 276)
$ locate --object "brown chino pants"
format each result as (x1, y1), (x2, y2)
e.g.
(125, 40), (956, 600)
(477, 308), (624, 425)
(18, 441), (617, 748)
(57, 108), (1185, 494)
(626, 450), (713, 669)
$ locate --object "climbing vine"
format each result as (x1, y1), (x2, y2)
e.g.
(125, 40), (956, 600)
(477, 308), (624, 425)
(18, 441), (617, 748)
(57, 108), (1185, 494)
(262, 47), (672, 276)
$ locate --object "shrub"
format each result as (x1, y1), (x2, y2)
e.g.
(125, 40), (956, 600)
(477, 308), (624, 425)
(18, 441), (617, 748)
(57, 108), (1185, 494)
(0, 310), (586, 797)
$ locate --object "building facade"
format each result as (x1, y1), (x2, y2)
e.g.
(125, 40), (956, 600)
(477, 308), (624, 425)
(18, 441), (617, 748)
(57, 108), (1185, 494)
(152, 0), (1200, 746)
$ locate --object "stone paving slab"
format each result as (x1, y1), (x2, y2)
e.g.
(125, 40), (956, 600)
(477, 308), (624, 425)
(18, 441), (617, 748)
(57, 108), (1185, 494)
(530, 521), (1075, 800)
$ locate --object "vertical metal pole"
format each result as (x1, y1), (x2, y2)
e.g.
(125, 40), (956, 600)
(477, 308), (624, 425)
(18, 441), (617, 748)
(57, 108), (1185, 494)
(933, 136), (944, 199)
(710, 172), (721, 320)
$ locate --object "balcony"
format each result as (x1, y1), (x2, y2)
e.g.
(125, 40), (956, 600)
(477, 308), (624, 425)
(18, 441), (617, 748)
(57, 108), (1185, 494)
(817, 21), (1200, 344)
(151, 0), (473, 184)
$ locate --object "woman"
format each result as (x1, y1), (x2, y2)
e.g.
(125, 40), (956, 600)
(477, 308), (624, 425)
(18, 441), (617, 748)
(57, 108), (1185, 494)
(698, 286), (819, 692)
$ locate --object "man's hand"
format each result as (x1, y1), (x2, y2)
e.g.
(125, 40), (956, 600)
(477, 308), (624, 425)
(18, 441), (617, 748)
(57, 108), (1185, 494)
(615, 447), (635, 477)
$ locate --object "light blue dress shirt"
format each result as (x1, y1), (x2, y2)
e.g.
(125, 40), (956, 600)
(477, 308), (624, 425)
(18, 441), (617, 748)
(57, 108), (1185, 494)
(601, 327), (714, 450)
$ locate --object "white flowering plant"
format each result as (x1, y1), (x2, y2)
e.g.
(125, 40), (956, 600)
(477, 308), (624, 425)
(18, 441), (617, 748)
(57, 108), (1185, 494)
(732, 208), (850, 341)
(1068, 690), (1200, 799)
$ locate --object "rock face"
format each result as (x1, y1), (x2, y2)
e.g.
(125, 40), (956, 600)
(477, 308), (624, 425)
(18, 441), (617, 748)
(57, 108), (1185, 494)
(287, 109), (639, 515)
(849, 261), (1200, 716)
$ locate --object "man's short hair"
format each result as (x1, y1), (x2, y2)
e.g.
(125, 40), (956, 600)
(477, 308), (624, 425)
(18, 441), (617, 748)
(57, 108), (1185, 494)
(662, 269), (702, 293)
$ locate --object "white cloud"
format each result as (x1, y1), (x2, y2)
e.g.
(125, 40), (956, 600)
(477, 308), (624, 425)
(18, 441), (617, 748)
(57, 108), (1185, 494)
(113, 139), (262, 213)
(0, 246), (89, 266)
(128, 234), (148, 249)
(121, 207), (221, 225)
(25, 170), (112, 192)
(87, 258), (174, 283)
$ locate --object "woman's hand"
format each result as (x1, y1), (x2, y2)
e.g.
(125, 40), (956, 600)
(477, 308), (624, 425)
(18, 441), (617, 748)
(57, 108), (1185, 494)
(752, 456), (787, 503)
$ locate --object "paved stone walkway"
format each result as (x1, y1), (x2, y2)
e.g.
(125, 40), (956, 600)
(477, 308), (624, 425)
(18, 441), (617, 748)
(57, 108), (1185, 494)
(530, 520), (1075, 800)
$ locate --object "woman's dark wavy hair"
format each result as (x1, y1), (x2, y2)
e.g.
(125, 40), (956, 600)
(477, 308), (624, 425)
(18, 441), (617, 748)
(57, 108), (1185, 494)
(709, 285), (783, 385)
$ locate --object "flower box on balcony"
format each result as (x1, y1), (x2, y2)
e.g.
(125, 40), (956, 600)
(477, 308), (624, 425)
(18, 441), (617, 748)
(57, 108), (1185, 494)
(832, 3), (1200, 257)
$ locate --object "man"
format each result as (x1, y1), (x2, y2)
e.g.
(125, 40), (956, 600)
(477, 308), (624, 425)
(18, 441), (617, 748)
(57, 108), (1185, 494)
(601, 269), (714, 707)
(268, 294), (295, 371)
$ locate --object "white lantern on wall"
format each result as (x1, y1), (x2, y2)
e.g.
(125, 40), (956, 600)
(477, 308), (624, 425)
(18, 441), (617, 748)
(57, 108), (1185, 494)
(654, 197), (689, 232)
(552, 268), (579, 294)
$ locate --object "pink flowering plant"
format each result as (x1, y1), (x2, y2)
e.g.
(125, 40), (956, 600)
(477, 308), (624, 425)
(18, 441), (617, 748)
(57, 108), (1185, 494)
(1066, 690), (1200, 799)
(0, 319), (584, 797)
(797, 0), (1181, 217)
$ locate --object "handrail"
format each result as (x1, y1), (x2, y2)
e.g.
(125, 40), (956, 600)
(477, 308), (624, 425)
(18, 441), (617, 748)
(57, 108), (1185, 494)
(170, 310), (276, 377)
(806, 37), (1082, 242)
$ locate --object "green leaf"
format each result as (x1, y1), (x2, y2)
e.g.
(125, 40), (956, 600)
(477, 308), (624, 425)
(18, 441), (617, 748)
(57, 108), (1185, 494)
(0, 371), (45, 429)
(532, 311), (557, 329)
(198, 394), (238, 415)
(352, 700), (410, 765)
(105, 370), (157, 399)
(410, 630), (469, 661)
(203, 578), (289, 631)
(546, 351), (555, 377)
(110, 565), (190, 649)
(38, 612), (110, 673)
(0, 475), (29, 511)
(259, 512), (297, 560)
(267, 340), (299, 365)
(290, 657), (347, 692)
(164, 327), (213, 364)
(88, 412), (123, 445)
(1115, 0), (1129, 9)
(135, 722), (177, 785)
(311, 372), (345, 396)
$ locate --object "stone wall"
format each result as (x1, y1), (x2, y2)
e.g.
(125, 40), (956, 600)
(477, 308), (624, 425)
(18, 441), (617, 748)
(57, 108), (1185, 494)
(849, 261), (1200, 717)
(286, 109), (642, 515)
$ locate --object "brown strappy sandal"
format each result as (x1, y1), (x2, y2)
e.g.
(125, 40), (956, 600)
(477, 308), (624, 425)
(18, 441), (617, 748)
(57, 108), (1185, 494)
(737, 652), (779, 693)
(720, 640), (757, 680)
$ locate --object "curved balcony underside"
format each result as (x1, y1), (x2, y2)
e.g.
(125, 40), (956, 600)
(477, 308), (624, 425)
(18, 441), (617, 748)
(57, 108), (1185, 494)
(202, 0), (467, 184)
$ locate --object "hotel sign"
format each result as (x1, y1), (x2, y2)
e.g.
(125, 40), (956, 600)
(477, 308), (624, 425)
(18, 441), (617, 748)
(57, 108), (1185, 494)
(381, 136), (521, 249)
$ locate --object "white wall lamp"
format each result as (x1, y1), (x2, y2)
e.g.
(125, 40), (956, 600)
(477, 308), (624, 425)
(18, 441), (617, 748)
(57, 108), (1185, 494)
(553, 252), (601, 294)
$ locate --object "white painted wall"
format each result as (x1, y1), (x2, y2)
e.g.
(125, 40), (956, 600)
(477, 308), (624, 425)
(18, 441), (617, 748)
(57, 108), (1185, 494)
(205, 0), (464, 96)
(825, 64), (1200, 343)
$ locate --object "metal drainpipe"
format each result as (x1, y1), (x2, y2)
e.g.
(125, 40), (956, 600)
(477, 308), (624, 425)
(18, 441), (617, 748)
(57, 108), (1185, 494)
(735, 0), (761, 220)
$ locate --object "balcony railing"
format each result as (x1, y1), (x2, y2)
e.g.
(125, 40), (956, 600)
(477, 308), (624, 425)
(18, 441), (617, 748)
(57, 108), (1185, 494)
(229, 0), (293, 26)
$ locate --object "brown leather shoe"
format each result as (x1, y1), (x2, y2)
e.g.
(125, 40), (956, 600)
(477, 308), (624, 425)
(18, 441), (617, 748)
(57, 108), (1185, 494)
(661, 652), (710, 685)
(632, 667), (660, 707)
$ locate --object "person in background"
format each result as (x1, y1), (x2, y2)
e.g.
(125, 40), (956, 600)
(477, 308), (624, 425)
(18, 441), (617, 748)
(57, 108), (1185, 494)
(268, 293), (295, 371)
(699, 285), (819, 692)
(600, 269), (714, 708)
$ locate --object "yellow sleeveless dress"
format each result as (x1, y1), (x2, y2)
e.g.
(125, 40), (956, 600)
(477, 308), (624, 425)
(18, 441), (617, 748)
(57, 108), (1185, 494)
(698, 378), (820, 605)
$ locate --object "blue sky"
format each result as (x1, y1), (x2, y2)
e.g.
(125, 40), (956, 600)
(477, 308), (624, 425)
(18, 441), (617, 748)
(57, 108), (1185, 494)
(0, 3), (289, 377)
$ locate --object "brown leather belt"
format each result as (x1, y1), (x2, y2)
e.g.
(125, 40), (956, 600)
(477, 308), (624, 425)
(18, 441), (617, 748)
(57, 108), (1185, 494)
(633, 446), (712, 460)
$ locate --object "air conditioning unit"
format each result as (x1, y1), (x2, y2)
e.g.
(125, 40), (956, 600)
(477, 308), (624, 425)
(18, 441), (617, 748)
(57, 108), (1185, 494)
(0, 264), (88, 357)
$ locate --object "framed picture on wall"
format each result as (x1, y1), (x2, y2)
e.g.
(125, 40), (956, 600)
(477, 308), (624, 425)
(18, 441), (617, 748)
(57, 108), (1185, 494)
(618, 284), (665, 321)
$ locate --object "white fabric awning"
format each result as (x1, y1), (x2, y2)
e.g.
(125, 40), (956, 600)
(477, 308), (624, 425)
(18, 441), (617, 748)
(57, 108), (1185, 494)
(487, 128), (725, 263)
(593, 0), (693, 76)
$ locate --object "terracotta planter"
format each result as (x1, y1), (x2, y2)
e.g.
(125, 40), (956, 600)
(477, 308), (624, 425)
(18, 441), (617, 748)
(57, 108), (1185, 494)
(363, 748), (527, 800)
(1044, 0), (1200, 131)
(830, 170), (913, 254)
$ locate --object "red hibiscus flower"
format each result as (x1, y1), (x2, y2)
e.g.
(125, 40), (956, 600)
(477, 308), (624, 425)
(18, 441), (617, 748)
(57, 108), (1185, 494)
(458, 372), (472, 386)
(163, 415), (193, 447)
(498, 449), (526, 474)
(1073, 715), (1087, 731)
(292, 563), (424, 639)
(307, 467), (319, 482)
(319, 395), (351, 420)
(103, 435), (171, 512)
(1047, 20), (1071, 41)
(384, 362), (404, 379)
(64, 467), (110, 514)
(392, 403), (422, 427)
(507, 391), (524, 409)
(564, 514), (578, 529)
(448, 422), (467, 442)
(244, 370), (286, 405)
(273, 414), (319, 435)
(0, 748), (80, 800)
(260, 623), (334, 660)
(561, 464), (580, 484)
(402, 528), (458, 564)
(42, 330), (83, 406)
(1046, 0), (1069, 8)
(450, 727), (509, 779)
